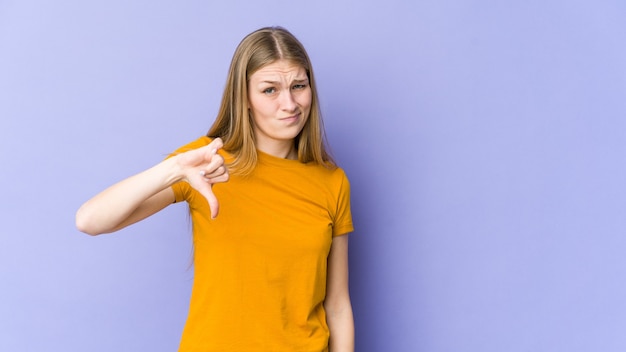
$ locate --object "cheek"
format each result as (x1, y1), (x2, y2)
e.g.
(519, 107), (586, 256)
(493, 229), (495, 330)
(298, 91), (313, 110)
(249, 97), (271, 118)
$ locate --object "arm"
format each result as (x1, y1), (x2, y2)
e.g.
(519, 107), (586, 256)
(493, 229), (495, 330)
(75, 138), (228, 235)
(325, 234), (354, 352)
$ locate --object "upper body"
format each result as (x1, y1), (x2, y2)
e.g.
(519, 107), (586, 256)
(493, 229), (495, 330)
(76, 27), (354, 351)
(173, 136), (352, 351)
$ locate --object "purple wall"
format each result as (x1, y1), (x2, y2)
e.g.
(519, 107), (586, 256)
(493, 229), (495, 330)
(2, 1), (625, 351)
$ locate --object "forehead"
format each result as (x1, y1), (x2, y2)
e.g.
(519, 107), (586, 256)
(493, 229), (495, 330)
(250, 60), (307, 81)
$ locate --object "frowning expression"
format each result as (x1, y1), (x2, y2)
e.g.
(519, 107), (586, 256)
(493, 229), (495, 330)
(248, 60), (311, 154)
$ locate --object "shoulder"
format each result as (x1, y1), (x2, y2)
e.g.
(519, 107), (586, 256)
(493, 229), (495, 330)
(170, 136), (212, 155)
(299, 164), (350, 193)
(330, 166), (350, 191)
(312, 164), (349, 184)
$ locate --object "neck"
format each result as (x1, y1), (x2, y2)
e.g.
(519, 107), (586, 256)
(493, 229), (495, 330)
(256, 141), (297, 160)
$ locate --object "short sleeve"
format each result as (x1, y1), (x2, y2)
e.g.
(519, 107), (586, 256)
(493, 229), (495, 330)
(332, 169), (354, 237)
(171, 181), (190, 203)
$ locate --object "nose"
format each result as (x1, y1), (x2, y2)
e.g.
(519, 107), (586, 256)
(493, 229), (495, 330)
(280, 90), (297, 112)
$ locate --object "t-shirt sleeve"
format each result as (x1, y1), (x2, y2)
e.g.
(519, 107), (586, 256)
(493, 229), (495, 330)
(333, 169), (354, 237)
(171, 181), (190, 203)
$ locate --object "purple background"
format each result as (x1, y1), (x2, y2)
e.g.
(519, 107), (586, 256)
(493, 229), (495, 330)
(2, 1), (626, 351)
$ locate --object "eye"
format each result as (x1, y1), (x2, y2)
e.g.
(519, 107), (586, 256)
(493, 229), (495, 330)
(263, 87), (276, 94)
(292, 83), (308, 90)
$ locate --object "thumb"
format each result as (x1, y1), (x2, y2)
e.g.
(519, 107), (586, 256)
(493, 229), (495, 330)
(198, 183), (220, 219)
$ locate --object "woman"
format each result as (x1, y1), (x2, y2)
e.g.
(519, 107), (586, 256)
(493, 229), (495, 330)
(76, 26), (354, 351)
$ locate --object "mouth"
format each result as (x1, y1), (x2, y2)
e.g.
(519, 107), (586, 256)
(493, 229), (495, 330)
(279, 113), (301, 123)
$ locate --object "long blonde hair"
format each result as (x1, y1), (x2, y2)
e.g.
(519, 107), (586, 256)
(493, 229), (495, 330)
(207, 26), (335, 176)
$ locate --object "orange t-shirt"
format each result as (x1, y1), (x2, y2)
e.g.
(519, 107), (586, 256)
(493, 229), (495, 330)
(171, 137), (353, 351)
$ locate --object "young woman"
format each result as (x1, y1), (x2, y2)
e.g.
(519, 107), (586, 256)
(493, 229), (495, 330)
(76, 26), (354, 352)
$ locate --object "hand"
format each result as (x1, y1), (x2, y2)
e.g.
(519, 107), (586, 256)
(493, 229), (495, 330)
(176, 138), (229, 218)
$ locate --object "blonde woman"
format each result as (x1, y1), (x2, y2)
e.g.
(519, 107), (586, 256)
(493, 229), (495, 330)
(76, 27), (354, 352)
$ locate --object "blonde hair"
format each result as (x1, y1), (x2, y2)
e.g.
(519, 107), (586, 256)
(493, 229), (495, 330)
(207, 26), (335, 176)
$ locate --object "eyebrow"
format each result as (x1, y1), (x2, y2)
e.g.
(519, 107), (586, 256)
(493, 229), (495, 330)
(258, 78), (309, 85)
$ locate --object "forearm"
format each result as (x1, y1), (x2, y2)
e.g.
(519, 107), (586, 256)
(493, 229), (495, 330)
(75, 156), (182, 235)
(327, 303), (355, 352)
(325, 234), (353, 351)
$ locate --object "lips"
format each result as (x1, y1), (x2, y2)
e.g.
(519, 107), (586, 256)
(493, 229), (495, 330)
(279, 113), (301, 123)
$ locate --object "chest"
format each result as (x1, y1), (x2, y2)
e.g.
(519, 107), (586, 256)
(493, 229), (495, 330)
(192, 170), (336, 257)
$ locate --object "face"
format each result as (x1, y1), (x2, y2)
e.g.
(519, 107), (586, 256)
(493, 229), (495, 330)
(247, 60), (311, 156)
